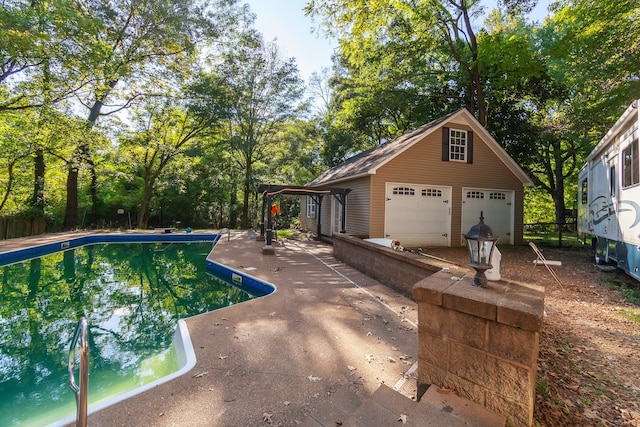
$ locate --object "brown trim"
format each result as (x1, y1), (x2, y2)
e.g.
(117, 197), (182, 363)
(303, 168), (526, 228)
(442, 127), (450, 161)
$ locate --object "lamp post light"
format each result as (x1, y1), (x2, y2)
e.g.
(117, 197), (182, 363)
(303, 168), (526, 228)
(463, 211), (498, 288)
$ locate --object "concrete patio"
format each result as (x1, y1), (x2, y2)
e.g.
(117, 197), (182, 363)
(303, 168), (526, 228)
(1, 231), (504, 426)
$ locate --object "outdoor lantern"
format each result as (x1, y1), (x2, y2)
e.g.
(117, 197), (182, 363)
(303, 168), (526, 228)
(463, 211), (498, 288)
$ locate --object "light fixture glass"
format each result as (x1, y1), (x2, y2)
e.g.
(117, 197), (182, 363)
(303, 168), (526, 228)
(463, 211), (498, 287)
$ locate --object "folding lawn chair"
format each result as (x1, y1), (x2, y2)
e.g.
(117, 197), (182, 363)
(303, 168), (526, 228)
(529, 242), (563, 288)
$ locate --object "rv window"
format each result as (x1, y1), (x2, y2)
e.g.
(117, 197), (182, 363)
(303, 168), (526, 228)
(623, 139), (640, 188)
(610, 166), (616, 196)
(581, 179), (588, 204)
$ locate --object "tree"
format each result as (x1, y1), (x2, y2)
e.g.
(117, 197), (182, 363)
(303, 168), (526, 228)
(305, 0), (491, 124)
(213, 31), (306, 228)
(0, 110), (34, 213)
(540, 0), (640, 136)
(0, 0), (95, 111)
(59, 0), (242, 229)
(119, 79), (229, 229)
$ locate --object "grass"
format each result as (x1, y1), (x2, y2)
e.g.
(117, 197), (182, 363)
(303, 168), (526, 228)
(524, 231), (581, 247)
(620, 307), (640, 323)
(536, 379), (549, 395)
(606, 279), (640, 307)
(274, 229), (297, 239)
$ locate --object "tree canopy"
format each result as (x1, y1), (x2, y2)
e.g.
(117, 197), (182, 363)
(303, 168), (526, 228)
(0, 0), (639, 236)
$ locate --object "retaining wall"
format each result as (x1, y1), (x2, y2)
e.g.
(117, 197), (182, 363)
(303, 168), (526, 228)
(413, 271), (544, 426)
(331, 233), (441, 297)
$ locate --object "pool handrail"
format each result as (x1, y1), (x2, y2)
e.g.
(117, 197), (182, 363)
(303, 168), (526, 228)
(68, 317), (89, 427)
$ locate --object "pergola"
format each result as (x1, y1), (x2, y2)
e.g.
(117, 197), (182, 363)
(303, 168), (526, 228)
(257, 184), (351, 249)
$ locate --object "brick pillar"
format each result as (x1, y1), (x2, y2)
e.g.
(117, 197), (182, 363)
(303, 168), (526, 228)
(412, 271), (544, 427)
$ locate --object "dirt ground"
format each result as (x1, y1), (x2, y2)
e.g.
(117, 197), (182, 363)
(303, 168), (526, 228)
(423, 243), (640, 427)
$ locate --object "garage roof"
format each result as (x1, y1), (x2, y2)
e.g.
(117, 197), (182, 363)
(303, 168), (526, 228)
(308, 108), (533, 187)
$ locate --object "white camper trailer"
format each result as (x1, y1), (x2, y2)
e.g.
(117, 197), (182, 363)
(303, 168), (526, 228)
(577, 100), (640, 281)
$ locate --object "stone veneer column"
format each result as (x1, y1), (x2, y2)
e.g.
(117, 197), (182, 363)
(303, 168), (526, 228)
(412, 271), (544, 427)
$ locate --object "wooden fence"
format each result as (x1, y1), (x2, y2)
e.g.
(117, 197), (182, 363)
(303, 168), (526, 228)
(0, 217), (47, 240)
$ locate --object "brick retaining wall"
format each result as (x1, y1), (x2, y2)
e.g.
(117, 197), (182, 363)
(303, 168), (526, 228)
(413, 271), (544, 426)
(332, 234), (440, 297)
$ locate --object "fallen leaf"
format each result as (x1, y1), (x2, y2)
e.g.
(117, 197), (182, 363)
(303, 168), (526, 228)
(437, 387), (455, 394)
(192, 371), (208, 378)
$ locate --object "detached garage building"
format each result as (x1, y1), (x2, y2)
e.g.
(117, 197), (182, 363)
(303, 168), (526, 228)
(301, 108), (533, 247)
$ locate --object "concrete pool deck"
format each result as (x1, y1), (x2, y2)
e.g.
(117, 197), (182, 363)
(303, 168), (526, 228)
(1, 231), (421, 426)
(2, 231), (505, 426)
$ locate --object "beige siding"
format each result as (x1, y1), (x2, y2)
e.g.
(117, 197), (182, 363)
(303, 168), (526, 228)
(298, 194), (334, 237)
(343, 177), (371, 236)
(300, 178), (371, 237)
(320, 195), (332, 236)
(300, 196), (316, 231)
(370, 124), (525, 245)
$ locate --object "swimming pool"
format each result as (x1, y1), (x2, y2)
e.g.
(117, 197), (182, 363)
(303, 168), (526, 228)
(0, 233), (275, 426)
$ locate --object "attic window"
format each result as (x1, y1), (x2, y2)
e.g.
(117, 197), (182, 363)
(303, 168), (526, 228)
(442, 127), (473, 164)
(449, 129), (467, 161)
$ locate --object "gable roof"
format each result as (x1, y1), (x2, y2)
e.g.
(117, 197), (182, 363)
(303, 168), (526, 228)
(308, 108), (533, 187)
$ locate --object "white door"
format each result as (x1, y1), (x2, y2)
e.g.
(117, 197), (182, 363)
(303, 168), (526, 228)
(384, 183), (451, 247)
(461, 188), (514, 245)
(331, 196), (343, 235)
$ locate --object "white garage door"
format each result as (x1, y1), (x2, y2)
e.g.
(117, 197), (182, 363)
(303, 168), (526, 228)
(384, 183), (451, 247)
(461, 188), (514, 245)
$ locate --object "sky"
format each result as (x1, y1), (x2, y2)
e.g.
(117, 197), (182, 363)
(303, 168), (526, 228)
(243, 0), (552, 84)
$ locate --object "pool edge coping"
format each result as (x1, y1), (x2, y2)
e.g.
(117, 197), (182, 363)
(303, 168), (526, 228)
(0, 232), (277, 427)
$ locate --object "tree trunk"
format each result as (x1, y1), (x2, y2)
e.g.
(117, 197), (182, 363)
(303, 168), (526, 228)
(241, 159), (252, 229)
(229, 190), (238, 228)
(553, 166), (567, 247)
(63, 86), (113, 230)
(32, 147), (45, 214)
(63, 166), (79, 230)
(0, 160), (17, 213)
(137, 179), (153, 229)
(241, 181), (250, 229)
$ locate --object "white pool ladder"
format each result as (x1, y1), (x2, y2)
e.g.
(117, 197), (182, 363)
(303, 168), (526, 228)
(68, 317), (89, 427)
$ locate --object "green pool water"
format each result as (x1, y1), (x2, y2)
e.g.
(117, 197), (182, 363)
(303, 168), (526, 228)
(0, 242), (255, 426)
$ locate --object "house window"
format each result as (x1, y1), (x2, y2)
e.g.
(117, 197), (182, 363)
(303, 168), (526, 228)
(449, 129), (467, 162)
(442, 127), (473, 164)
(489, 192), (506, 200)
(306, 196), (316, 218)
(622, 139), (639, 188)
(581, 179), (588, 204)
(393, 187), (415, 195)
(466, 191), (484, 199)
(422, 188), (442, 197)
